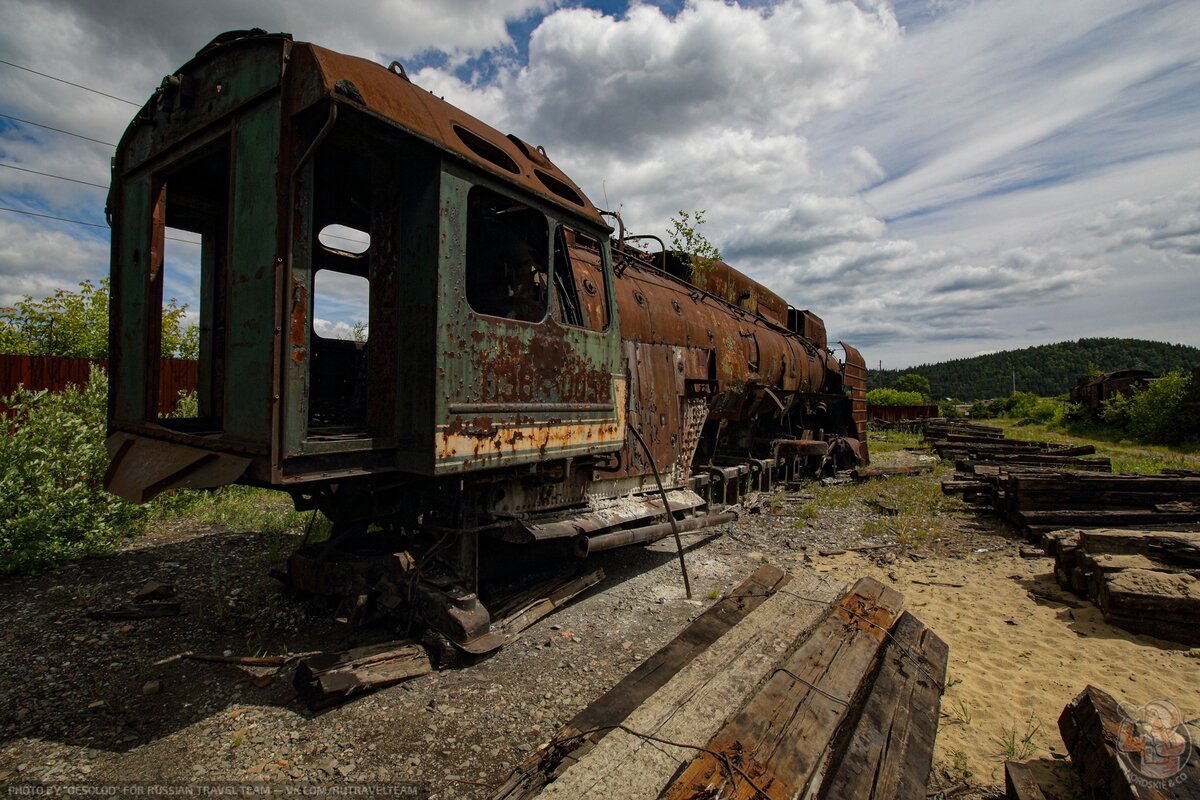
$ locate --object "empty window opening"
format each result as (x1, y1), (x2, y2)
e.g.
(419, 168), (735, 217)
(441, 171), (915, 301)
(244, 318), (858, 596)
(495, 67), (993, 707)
(313, 270), (369, 342)
(553, 225), (609, 332)
(307, 143), (374, 437)
(318, 223), (370, 254)
(466, 186), (549, 322)
(152, 141), (229, 429)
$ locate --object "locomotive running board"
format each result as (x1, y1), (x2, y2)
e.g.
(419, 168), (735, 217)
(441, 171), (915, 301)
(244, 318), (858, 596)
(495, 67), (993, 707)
(510, 488), (706, 544)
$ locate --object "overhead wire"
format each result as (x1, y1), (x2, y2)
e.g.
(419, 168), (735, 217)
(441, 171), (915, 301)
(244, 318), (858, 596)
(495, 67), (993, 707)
(0, 112), (116, 147)
(0, 205), (199, 245)
(0, 161), (106, 188)
(0, 69), (371, 250)
(0, 58), (140, 106)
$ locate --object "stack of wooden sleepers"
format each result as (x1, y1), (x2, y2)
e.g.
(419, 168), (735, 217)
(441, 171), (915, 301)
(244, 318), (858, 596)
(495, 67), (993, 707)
(1041, 527), (1200, 644)
(490, 564), (949, 800)
(934, 422), (1200, 541)
(1006, 683), (1199, 799)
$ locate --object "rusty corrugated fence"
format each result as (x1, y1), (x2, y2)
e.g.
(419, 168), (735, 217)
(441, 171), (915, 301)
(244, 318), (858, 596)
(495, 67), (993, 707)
(867, 404), (939, 423)
(0, 353), (197, 417)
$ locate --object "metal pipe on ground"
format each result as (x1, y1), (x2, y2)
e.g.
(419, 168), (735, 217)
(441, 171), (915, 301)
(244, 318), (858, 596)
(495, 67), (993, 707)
(574, 511), (738, 557)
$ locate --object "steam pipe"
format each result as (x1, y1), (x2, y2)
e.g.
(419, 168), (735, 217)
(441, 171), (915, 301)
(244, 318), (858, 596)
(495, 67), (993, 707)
(574, 511), (737, 557)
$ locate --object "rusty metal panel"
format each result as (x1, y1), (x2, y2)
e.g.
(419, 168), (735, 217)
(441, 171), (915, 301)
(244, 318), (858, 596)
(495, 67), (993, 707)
(839, 341), (870, 453)
(115, 36), (289, 175)
(109, 175), (155, 427)
(432, 167), (624, 474)
(224, 101), (283, 445)
(298, 43), (603, 228)
(868, 404), (939, 423)
(688, 260), (789, 326)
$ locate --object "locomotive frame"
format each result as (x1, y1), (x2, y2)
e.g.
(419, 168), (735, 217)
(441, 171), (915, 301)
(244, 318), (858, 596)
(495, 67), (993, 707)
(104, 30), (868, 651)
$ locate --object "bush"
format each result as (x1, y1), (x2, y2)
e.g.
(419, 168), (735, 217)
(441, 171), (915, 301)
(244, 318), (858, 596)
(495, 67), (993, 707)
(0, 368), (146, 572)
(1100, 392), (1133, 429)
(866, 388), (925, 406)
(1127, 373), (1190, 444)
(1005, 391), (1041, 419)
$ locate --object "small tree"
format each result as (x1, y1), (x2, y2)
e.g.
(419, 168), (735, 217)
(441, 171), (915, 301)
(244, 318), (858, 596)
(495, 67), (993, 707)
(667, 210), (722, 274)
(866, 388), (924, 406)
(0, 278), (197, 359)
(892, 373), (931, 399)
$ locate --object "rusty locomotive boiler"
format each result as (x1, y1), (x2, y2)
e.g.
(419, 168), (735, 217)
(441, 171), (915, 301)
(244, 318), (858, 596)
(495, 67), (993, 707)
(104, 30), (868, 651)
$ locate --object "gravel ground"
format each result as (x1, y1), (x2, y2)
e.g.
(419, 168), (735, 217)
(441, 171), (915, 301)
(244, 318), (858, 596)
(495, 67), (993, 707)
(0, 453), (1045, 798)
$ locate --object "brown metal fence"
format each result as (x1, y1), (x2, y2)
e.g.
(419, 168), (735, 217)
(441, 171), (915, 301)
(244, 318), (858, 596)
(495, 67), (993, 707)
(867, 404), (939, 423)
(0, 354), (198, 417)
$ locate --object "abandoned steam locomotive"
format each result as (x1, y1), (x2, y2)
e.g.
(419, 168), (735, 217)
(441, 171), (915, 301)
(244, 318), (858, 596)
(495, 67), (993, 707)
(104, 30), (868, 650)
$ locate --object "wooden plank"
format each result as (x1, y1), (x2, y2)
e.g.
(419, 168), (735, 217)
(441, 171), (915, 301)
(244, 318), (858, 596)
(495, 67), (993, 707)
(493, 568), (605, 637)
(1078, 529), (1200, 565)
(819, 611), (948, 800)
(659, 577), (904, 800)
(1098, 569), (1200, 617)
(293, 640), (430, 710)
(1005, 761), (1049, 800)
(852, 464), (933, 480)
(1059, 684), (1200, 800)
(535, 569), (846, 800)
(490, 564), (794, 800)
(1019, 510), (1200, 530)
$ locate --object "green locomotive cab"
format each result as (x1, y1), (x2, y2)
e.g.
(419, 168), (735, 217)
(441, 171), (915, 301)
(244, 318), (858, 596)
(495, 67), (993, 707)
(106, 31), (624, 514)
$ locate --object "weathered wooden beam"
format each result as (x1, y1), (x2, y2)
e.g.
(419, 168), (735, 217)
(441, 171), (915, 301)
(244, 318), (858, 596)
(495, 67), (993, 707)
(293, 640), (430, 710)
(1019, 510), (1200, 530)
(1078, 529), (1200, 565)
(852, 464), (934, 480)
(534, 570), (846, 800)
(659, 577), (904, 800)
(489, 564), (795, 800)
(1059, 684), (1200, 800)
(1005, 761), (1049, 800)
(819, 611), (948, 800)
(492, 568), (605, 638)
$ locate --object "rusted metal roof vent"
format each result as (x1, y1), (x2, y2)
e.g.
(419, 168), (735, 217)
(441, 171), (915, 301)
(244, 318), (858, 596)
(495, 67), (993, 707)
(534, 169), (584, 207)
(452, 124), (520, 174)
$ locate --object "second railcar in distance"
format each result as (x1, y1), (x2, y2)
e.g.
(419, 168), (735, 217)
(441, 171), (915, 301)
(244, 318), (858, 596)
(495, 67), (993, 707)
(104, 30), (868, 650)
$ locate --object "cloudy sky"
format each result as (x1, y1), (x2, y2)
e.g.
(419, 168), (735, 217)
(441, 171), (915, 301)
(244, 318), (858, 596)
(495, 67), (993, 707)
(0, 0), (1196, 367)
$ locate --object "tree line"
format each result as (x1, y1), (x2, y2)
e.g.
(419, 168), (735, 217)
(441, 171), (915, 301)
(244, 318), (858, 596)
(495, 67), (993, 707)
(869, 338), (1200, 400)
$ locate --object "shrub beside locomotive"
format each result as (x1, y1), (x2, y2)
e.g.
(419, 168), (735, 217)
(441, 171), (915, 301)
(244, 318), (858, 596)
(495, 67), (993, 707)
(104, 30), (868, 650)
(1069, 369), (1156, 416)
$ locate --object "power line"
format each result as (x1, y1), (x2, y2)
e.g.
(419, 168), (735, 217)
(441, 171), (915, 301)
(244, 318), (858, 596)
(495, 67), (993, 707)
(0, 161), (107, 189)
(0, 204), (106, 229)
(0, 112), (115, 147)
(0, 58), (141, 106)
(0, 205), (200, 245)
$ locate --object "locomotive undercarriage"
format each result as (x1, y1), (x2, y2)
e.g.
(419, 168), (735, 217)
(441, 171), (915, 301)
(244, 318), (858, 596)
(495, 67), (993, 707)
(281, 411), (863, 654)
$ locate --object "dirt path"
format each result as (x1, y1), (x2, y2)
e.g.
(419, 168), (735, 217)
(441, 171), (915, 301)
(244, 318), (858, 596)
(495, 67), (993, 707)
(2, 462), (1197, 798)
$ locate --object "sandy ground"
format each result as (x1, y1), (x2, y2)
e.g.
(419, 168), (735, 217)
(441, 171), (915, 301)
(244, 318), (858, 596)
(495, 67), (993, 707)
(2, 454), (1198, 798)
(817, 548), (1200, 795)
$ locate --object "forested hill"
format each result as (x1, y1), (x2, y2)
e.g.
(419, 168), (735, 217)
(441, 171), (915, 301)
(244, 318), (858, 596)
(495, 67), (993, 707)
(868, 338), (1200, 400)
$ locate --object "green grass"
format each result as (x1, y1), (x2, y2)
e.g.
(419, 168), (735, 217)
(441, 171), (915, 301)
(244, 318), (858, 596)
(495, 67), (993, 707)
(989, 418), (1200, 474)
(867, 429), (925, 453)
(994, 715), (1043, 761)
(801, 441), (965, 545)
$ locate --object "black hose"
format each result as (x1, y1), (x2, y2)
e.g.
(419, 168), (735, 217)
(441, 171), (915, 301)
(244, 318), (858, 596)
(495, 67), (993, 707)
(628, 424), (692, 599)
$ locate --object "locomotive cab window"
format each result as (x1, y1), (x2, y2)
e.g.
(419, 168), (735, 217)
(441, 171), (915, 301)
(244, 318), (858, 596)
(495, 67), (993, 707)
(465, 186), (549, 323)
(553, 225), (609, 332)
